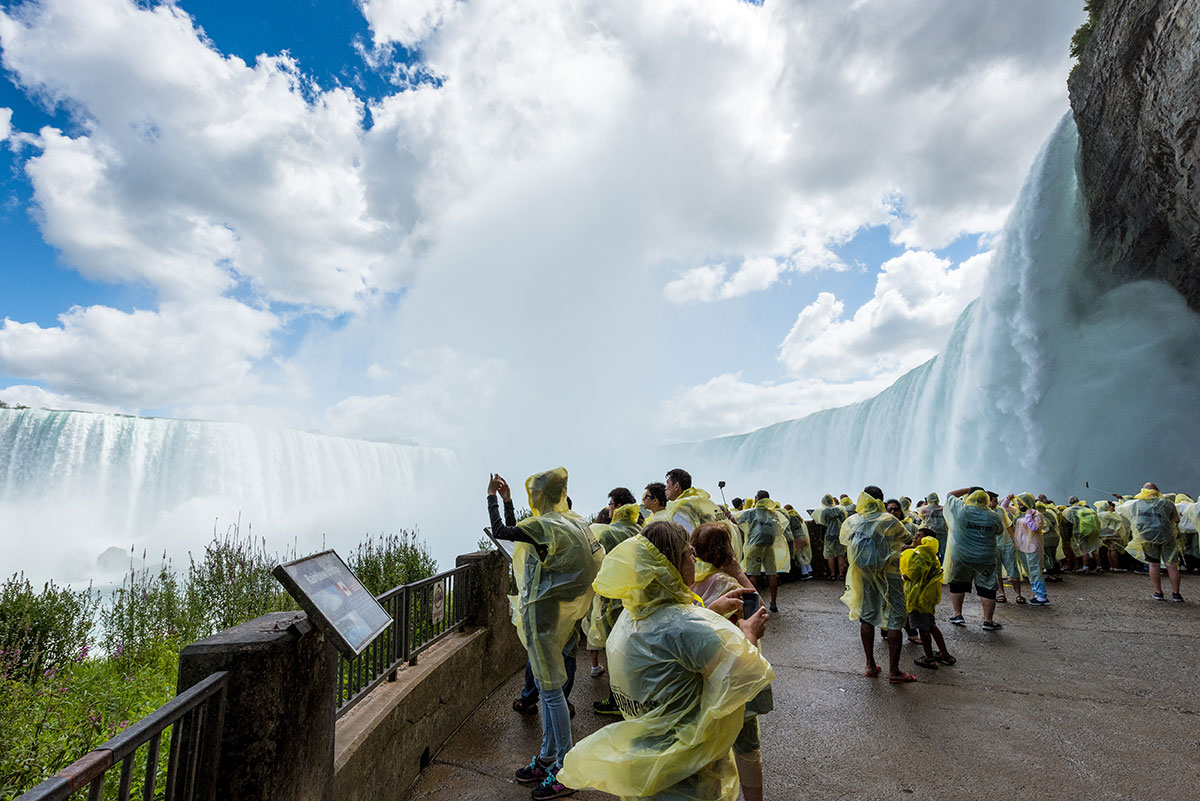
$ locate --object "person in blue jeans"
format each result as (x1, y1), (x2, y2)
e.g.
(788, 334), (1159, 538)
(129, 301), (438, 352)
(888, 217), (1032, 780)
(514, 635), (577, 716)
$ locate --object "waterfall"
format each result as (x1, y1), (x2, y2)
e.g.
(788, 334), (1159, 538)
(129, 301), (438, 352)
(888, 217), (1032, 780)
(0, 408), (455, 583)
(684, 114), (1200, 502)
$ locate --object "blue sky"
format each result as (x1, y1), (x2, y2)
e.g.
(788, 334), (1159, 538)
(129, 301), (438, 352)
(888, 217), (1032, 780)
(0, 0), (1085, 447)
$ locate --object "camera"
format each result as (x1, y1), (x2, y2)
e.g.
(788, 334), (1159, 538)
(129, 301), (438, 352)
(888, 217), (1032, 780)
(718, 480), (726, 488)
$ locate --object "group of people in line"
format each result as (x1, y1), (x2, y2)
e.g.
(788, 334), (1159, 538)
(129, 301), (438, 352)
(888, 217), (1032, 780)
(485, 468), (1194, 801)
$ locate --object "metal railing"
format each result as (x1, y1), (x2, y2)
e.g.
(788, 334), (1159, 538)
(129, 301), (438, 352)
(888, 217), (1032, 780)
(335, 564), (472, 718)
(17, 671), (229, 801)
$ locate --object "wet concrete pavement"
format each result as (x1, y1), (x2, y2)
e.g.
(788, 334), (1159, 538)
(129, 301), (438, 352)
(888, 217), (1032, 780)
(404, 571), (1200, 801)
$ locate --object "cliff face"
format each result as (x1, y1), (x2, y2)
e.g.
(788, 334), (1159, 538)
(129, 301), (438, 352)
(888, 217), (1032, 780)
(1068, 0), (1200, 307)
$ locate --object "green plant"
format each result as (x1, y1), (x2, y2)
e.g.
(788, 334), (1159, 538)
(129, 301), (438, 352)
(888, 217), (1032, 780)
(0, 574), (98, 684)
(1070, 0), (1107, 60)
(346, 531), (437, 595)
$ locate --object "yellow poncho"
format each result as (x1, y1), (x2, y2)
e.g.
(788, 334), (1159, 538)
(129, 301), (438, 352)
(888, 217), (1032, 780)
(899, 536), (943, 614)
(558, 536), (774, 801)
(586, 503), (642, 648)
(509, 468), (604, 691)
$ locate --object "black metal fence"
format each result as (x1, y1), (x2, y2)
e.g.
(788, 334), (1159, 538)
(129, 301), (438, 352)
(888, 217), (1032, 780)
(16, 671), (229, 801)
(335, 564), (472, 718)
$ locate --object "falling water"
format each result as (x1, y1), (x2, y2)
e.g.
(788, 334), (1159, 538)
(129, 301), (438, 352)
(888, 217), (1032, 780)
(0, 408), (455, 583)
(684, 115), (1200, 503)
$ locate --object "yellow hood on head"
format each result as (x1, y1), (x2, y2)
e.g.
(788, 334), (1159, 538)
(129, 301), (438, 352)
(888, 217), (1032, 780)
(821, 494), (836, 507)
(526, 467), (570, 516)
(965, 490), (991, 508)
(593, 535), (693, 619)
(926, 492), (940, 505)
(1016, 492), (1036, 512)
(612, 502), (640, 526)
(856, 491), (885, 516)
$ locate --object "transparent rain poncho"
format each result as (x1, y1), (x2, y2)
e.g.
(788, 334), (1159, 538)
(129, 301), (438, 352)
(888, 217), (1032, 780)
(945, 492), (1005, 565)
(1062, 502), (1101, 556)
(814, 495), (848, 558)
(691, 560), (742, 611)
(839, 493), (908, 624)
(669, 487), (743, 561)
(1094, 500), (1130, 549)
(1175, 495), (1200, 558)
(737, 498), (791, 574)
(587, 503), (642, 648)
(509, 468), (605, 691)
(558, 536), (775, 801)
(899, 536), (943, 614)
(1118, 489), (1181, 564)
(785, 508), (812, 566)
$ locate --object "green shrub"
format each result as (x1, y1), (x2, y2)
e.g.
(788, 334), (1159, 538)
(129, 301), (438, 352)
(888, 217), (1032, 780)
(1070, 0), (1107, 60)
(346, 531), (438, 596)
(0, 574), (98, 684)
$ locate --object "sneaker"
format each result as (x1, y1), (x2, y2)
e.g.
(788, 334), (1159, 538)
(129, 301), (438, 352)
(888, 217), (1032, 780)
(1153, 592), (1165, 601)
(531, 766), (575, 799)
(800, 573), (814, 581)
(948, 614), (966, 625)
(515, 756), (553, 785)
(982, 620), (1003, 631)
(589, 664), (606, 678)
(512, 695), (539, 715)
(769, 603), (779, 613)
(592, 698), (622, 716)
(1029, 596), (1050, 606)
(1172, 593), (1185, 602)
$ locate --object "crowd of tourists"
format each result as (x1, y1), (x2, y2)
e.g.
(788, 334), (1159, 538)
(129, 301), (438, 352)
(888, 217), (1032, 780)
(484, 467), (1196, 801)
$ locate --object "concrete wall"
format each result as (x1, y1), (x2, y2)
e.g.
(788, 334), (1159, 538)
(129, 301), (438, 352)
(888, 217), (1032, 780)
(332, 550), (525, 801)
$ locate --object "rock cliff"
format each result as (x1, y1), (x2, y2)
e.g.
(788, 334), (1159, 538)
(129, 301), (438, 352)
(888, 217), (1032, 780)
(1068, 0), (1200, 307)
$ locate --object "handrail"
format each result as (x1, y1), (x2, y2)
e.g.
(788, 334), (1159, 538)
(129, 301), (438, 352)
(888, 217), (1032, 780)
(16, 671), (229, 801)
(335, 564), (473, 718)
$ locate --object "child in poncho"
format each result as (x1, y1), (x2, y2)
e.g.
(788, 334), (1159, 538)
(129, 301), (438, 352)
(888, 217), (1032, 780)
(901, 530), (955, 670)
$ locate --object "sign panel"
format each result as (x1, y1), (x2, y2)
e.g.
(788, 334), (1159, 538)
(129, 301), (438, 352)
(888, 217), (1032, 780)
(272, 550), (392, 658)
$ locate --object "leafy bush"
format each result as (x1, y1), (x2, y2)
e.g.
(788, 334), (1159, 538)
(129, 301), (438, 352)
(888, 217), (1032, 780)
(347, 531), (438, 595)
(0, 575), (98, 684)
(1070, 0), (1107, 60)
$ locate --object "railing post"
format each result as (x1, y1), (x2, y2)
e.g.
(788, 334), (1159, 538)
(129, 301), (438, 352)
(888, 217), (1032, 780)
(177, 612), (336, 801)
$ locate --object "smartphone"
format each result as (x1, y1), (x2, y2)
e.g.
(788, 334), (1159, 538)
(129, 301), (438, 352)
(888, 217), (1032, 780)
(742, 591), (759, 620)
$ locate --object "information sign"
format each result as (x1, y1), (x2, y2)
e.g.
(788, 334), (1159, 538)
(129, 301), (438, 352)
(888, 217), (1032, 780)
(272, 550), (392, 658)
(431, 581), (446, 626)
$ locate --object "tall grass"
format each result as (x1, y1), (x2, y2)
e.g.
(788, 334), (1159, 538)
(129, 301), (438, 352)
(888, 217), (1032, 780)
(0, 524), (436, 800)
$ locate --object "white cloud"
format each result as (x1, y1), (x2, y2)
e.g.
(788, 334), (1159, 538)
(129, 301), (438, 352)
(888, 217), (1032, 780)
(664, 372), (894, 441)
(0, 299), (278, 408)
(0, 107), (11, 142)
(0, 0), (1083, 445)
(359, 0), (458, 50)
(323, 348), (505, 447)
(779, 250), (991, 381)
(0, 384), (123, 413)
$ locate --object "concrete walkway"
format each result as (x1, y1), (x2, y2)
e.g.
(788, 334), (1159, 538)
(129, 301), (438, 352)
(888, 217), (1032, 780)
(405, 571), (1200, 801)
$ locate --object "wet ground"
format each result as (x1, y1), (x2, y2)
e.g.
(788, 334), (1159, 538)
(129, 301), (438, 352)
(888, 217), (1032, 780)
(404, 570), (1200, 801)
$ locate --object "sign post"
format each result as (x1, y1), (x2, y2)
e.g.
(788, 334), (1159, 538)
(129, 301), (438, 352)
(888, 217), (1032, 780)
(273, 550), (392, 659)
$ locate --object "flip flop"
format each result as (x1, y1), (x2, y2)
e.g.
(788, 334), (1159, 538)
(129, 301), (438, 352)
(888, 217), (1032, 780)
(996, 594), (1008, 603)
(864, 665), (882, 678)
(933, 652), (956, 665)
(888, 673), (918, 684)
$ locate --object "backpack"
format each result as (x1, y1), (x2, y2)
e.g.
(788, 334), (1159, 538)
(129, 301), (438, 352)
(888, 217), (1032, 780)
(1075, 507), (1099, 536)
(924, 505), (947, 534)
(849, 517), (890, 571)
(746, 508), (778, 547)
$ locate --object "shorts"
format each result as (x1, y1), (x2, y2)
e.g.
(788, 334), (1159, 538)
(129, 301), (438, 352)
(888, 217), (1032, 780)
(948, 559), (998, 598)
(743, 544), (777, 575)
(907, 612), (936, 632)
(860, 571), (907, 630)
(824, 531), (847, 558)
(1139, 540), (1183, 567)
(733, 715), (760, 755)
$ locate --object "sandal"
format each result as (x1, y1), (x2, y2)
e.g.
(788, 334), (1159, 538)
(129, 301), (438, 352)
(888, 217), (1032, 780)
(864, 665), (882, 678)
(913, 655), (939, 670)
(888, 672), (918, 684)
(1015, 595), (1027, 605)
(996, 593), (1008, 603)
(933, 652), (956, 665)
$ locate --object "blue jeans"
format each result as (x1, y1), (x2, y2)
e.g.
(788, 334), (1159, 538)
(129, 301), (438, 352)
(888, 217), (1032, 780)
(1021, 550), (1047, 598)
(536, 685), (571, 764)
(520, 638), (577, 704)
